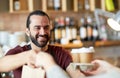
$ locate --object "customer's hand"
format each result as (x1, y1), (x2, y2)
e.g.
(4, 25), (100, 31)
(84, 59), (114, 76)
(35, 52), (57, 70)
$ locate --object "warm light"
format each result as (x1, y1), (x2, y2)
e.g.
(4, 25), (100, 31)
(95, 9), (120, 31)
(107, 18), (120, 31)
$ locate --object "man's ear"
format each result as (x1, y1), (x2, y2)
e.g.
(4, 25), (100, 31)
(50, 25), (53, 31)
(50, 21), (53, 30)
(26, 28), (30, 36)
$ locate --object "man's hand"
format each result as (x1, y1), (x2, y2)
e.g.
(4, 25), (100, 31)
(26, 50), (37, 68)
(35, 52), (56, 70)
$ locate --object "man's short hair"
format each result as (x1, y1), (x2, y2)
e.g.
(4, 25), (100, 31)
(26, 10), (50, 29)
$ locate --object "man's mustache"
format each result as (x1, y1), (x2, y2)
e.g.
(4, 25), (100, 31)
(38, 35), (48, 38)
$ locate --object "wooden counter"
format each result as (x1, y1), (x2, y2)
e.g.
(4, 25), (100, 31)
(53, 40), (120, 49)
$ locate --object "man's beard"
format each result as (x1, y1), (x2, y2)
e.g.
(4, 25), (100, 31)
(29, 34), (49, 48)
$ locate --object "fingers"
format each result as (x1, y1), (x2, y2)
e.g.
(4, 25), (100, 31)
(92, 59), (113, 68)
(27, 62), (36, 68)
(91, 59), (108, 69)
(85, 59), (113, 76)
(85, 68), (101, 75)
(91, 59), (103, 64)
(27, 50), (37, 68)
(27, 51), (56, 70)
(27, 57), (36, 68)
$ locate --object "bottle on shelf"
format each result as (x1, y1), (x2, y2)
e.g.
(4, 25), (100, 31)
(79, 17), (87, 42)
(50, 28), (55, 44)
(84, 0), (95, 41)
(59, 16), (66, 39)
(69, 17), (77, 42)
(0, 72), (14, 78)
(99, 18), (108, 41)
(86, 16), (93, 41)
(14, 0), (20, 11)
(54, 17), (62, 43)
(100, 24), (108, 41)
(92, 20), (99, 41)
(0, 73), (1, 78)
(59, 16), (70, 44)
(50, 20), (55, 44)
(47, 0), (54, 10)
(84, 0), (90, 11)
(65, 17), (72, 43)
(54, 0), (61, 10)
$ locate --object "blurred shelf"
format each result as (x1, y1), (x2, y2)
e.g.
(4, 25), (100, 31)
(95, 40), (120, 47)
(53, 40), (120, 49)
(53, 43), (83, 49)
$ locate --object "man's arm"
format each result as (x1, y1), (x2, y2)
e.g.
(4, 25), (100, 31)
(36, 52), (71, 78)
(35, 52), (86, 78)
(0, 52), (28, 72)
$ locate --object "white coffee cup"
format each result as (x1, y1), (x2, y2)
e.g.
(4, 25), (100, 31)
(78, 47), (95, 63)
(71, 49), (79, 63)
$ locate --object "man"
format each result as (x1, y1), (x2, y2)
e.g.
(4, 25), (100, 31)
(0, 10), (84, 78)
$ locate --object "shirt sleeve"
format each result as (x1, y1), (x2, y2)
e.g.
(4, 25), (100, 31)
(5, 45), (28, 55)
(52, 46), (73, 70)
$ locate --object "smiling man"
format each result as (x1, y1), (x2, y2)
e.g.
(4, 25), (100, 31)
(0, 10), (85, 78)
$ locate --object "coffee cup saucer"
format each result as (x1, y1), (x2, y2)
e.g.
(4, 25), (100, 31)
(70, 63), (94, 71)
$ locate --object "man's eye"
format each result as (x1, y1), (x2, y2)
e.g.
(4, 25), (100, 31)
(34, 27), (40, 30)
(45, 26), (49, 30)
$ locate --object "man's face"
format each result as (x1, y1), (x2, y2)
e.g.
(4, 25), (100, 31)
(27, 15), (51, 48)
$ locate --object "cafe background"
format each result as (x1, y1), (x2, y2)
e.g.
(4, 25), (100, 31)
(0, 0), (120, 78)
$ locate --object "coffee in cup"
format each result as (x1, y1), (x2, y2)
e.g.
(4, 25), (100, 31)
(71, 49), (79, 63)
(78, 47), (95, 63)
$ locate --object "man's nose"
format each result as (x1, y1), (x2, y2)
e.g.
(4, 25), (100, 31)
(39, 28), (45, 35)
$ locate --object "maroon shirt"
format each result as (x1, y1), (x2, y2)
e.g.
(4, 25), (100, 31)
(6, 45), (72, 78)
